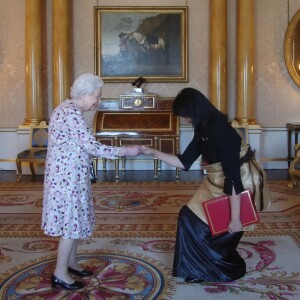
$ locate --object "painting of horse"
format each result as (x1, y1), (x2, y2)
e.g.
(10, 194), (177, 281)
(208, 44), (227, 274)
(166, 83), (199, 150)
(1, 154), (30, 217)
(118, 32), (170, 64)
(95, 7), (188, 82)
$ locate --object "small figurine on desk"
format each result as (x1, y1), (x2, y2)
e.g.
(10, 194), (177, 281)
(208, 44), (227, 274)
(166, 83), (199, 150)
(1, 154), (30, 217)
(132, 76), (145, 94)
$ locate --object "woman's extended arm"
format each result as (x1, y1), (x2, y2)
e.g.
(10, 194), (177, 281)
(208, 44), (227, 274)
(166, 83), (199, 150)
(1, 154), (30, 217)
(228, 186), (243, 233)
(118, 145), (141, 156)
(140, 146), (185, 169)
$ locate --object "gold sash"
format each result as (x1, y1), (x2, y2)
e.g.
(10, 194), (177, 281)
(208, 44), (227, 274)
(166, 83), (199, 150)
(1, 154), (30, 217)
(187, 145), (271, 231)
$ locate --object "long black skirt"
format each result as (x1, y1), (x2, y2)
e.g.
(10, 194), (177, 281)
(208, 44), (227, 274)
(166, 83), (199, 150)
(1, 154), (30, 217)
(172, 205), (246, 282)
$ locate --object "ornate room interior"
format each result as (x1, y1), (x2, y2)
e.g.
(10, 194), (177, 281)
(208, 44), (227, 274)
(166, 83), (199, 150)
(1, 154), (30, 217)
(1, 2), (300, 300)
(0, 0), (300, 178)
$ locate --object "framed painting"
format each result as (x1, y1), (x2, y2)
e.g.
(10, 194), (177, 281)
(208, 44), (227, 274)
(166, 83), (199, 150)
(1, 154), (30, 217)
(94, 6), (188, 82)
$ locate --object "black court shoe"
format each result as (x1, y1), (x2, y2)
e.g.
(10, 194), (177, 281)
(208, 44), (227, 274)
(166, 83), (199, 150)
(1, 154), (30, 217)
(185, 277), (204, 284)
(51, 274), (84, 290)
(68, 267), (93, 277)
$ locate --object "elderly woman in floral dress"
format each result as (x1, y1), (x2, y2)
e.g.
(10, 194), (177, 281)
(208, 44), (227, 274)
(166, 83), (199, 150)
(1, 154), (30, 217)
(42, 73), (140, 290)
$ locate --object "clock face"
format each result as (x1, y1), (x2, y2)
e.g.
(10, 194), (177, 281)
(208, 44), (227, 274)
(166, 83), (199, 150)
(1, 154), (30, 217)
(134, 98), (142, 107)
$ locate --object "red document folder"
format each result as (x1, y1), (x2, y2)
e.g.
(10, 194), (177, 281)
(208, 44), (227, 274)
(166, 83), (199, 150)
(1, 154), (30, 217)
(202, 189), (260, 236)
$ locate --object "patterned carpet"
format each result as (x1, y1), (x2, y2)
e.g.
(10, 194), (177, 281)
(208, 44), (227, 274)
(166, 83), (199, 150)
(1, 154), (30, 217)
(0, 181), (299, 299)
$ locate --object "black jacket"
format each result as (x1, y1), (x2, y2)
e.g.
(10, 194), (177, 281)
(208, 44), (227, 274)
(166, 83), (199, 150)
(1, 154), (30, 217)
(177, 117), (244, 196)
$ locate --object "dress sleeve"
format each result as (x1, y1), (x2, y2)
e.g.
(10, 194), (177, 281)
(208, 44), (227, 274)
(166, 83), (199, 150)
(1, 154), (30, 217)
(211, 122), (244, 195)
(63, 108), (119, 159)
(177, 133), (202, 171)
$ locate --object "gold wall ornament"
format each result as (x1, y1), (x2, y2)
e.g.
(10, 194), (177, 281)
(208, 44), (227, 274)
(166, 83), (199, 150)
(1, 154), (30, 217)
(284, 9), (300, 88)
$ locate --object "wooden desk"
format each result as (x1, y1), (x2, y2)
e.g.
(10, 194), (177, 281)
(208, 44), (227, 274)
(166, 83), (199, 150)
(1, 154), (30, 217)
(93, 96), (180, 180)
(286, 122), (300, 167)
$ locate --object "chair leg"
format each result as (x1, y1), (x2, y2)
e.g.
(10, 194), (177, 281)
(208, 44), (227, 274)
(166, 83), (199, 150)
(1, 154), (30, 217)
(29, 163), (36, 177)
(16, 159), (22, 181)
(288, 172), (298, 188)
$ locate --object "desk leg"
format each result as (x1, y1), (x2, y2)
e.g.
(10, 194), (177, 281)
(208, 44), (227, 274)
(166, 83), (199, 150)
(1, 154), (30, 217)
(176, 167), (180, 181)
(158, 160), (161, 173)
(154, 158), (158, 180)
(102, 158), (107, 172)
(94, 158), (98, 178)
(115, 159), (119, 181)
(122, 156), (126, 173)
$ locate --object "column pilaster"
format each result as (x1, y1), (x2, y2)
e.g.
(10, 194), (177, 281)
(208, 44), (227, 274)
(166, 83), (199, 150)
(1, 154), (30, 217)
(236, 0), (256, 124)
(24, 0), (45, 125)
(210, 0), (227, 113)
(52, 0), (72, 108)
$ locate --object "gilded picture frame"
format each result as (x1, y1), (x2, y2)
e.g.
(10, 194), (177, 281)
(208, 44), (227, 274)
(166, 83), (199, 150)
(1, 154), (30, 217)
(284, 9), (300, 88)
(94, 6), (188, 83)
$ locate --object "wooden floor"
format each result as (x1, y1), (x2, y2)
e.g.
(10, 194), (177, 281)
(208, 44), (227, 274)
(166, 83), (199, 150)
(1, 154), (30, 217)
(0, 169), (290, 183)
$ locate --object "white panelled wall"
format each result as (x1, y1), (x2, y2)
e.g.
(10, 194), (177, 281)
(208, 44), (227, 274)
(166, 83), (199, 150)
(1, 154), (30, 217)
(0, 124), (290, 175)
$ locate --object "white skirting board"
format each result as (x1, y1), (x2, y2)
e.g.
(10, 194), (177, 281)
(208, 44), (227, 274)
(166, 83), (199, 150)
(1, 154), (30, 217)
(0, 125), (291, 174)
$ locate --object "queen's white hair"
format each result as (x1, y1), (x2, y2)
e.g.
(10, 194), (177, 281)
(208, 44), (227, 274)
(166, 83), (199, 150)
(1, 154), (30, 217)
(70, 73), (104, 99)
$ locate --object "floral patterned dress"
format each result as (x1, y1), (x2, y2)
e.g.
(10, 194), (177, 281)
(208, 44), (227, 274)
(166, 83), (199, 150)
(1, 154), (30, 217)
(42, 100), (119, 239)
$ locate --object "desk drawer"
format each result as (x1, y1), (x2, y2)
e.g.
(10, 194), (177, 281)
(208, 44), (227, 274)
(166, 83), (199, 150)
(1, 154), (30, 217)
(119, 138), (154, 147)
(159, 137), (179, 154)
(97, 136), (178, 154)
(97, 138), (115, 147)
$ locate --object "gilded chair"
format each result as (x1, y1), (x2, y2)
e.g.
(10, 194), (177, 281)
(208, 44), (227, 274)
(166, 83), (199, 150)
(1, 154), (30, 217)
(288, 144), (300, 188)
(16, 122), (48, 181)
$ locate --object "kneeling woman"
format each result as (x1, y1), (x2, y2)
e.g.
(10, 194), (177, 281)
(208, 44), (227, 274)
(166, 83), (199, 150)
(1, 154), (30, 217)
(140, 88), (270, 283)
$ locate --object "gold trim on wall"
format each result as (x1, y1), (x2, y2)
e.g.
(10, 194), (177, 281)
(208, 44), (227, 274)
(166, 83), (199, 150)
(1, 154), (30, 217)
(284, 9), (300, 88)
(259, 158), (288, 162)
(0, 159), (16, 162)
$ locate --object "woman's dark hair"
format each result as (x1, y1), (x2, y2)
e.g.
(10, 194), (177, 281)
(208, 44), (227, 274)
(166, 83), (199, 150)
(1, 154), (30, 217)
(173, 87), (228, 127)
